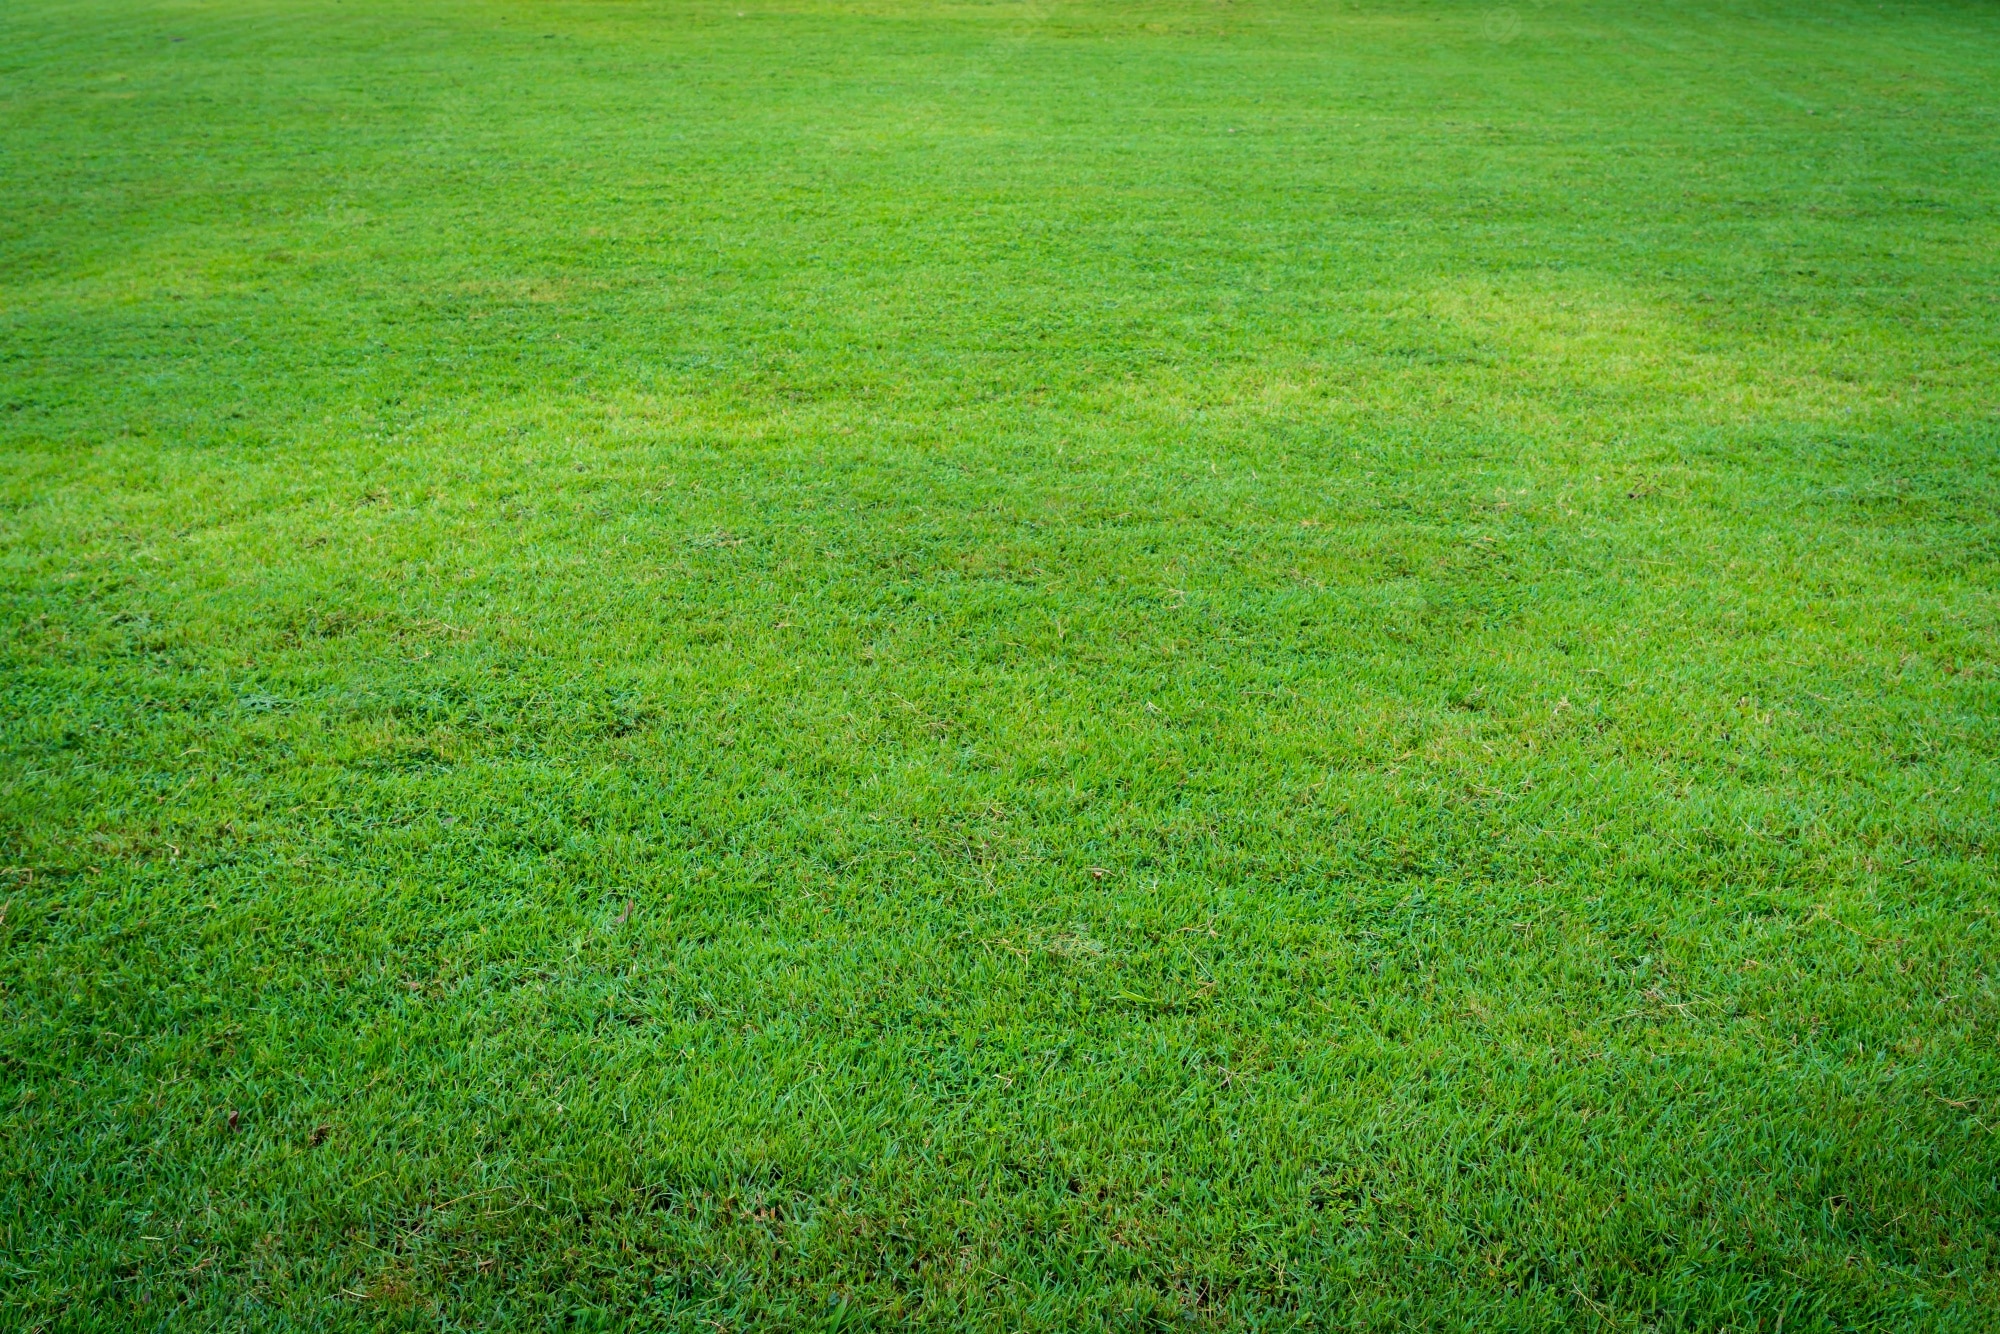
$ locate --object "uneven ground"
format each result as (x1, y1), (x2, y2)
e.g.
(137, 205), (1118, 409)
(3, 0), (1998, 1328)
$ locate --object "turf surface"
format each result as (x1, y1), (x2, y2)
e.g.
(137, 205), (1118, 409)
(4, 0), (1999, 1328)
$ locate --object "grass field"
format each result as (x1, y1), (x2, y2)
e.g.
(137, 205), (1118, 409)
(3, 0), (1999, 1327)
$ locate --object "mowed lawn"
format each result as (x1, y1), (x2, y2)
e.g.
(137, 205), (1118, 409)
(3, 0), (1998, 1327)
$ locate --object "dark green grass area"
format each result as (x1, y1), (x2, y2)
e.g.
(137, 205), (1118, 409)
(3, 0), (1998, 1326)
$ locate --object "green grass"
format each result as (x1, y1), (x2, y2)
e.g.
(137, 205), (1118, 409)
(3, 0), (1998, 1327)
